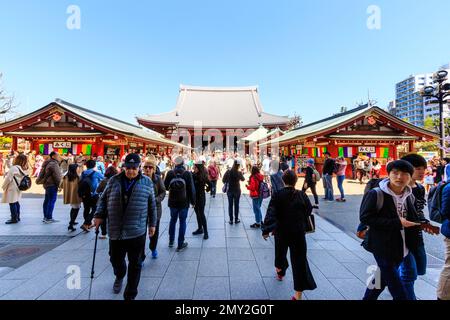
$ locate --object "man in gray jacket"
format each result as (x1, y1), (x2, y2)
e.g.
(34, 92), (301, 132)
(94, 153), (156, 300)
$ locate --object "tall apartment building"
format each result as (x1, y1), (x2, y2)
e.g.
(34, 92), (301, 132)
(393, 64), (450, 127)
(394, 74), (434, 127)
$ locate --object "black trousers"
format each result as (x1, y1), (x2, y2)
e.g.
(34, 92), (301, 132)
(82, 196), (97, 226)
(194, 198), (208, 234)
(227, 191), (241, 221)
(210, 180), (217, 197)
(149, 219), (160, 252)
(274, 232), (317, 292)
(109, 234), (146, 300)
(302, 182), (319, 205)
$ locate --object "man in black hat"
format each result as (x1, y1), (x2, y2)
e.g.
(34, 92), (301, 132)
(94, 153), (156, 300)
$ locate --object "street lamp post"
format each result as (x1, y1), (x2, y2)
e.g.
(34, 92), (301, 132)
(421, 70), (450, 159)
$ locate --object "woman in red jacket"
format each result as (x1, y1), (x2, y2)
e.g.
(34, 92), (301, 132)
(247, 166), (265, 228)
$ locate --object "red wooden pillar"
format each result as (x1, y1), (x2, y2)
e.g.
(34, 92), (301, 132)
(12, 137), (18, 151)
(29, 140), (35, 153)
(120, 144), (125, 159)
(97, 140), (105, 157)
(389, 144), (397, 160)
(143, 143), (147, 155)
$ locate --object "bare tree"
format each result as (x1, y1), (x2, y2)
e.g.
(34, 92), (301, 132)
(0, 73), (18, 121)
(288, 113), (302, 130)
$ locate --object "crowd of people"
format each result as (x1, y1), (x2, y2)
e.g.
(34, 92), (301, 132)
(0, 148), (449, 301)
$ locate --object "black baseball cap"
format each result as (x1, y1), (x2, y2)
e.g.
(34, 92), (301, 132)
(124, 153), (141, 168)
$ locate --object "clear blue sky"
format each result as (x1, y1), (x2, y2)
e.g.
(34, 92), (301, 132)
(1, 0), (449, 125)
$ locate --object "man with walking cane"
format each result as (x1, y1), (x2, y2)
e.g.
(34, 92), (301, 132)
(93, 153), (157, 300)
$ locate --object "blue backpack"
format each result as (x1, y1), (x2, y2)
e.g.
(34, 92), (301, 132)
(427, 181), (448, 224)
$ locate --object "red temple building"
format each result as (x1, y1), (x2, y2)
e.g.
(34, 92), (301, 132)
(0, 99), (185, 158)
(136, 85), (291, 153)
(261, 104), (438, 177)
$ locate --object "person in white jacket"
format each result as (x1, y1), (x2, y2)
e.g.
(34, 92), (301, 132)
(2, 154), (29, 224)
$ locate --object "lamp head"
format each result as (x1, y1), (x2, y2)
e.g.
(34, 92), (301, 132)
(421, 86), (435, 96)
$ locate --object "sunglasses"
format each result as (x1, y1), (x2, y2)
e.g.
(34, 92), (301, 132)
(125, 166), (139, 170)
(143, 166), (154, 169)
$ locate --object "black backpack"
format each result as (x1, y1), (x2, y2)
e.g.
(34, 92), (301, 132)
(168, 171), (188, 204)
(78, 171), (95, 200)
(14, 168), (32, 191)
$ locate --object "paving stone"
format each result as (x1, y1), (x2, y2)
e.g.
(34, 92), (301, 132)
(172, 247), (202, 261)
(0, 194), (439, 300)
(198, 248), (228, 277)
(225, 225), (248, 238)
(226, 237), (251, 248)
(307, 249), (356, 279)
(1, 262), (70, 299)
(0, 267), (14, 278)
(316, 240), (349, 251)
(326, 249), (365, 263)
(135, 277), (162, 300)
(303, 265), (345, 300)
(262, 276), (302, 300)
(415, 279), (439, 301)
(227, 248), (255, 261)
(228, 260), (261, 279)
(38, 276), (90, 300)
(154, 260), (199, 299)
(0, 279), (26, 297)
(253, 248), (277, 277)
(328, 278), (367, 300)
(193, 277), (230, 300)
(207, 217), (226, 230)
(230, 276), (268, 300)
(201, 231), (226, 248)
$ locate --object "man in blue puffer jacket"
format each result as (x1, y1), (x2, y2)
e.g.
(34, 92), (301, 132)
(94, 153), (156, 300)
(438, 177), (450, 300)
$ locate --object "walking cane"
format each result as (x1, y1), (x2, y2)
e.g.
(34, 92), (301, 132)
(88, 227), (100, 300)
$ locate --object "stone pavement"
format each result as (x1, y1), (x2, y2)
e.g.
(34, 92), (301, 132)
(0, 192), (441, 300)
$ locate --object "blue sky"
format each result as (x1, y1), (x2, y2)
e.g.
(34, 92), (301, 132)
(1, 0), (449, 125)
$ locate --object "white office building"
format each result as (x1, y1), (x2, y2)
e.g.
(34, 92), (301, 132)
(393, 64), (450, 127)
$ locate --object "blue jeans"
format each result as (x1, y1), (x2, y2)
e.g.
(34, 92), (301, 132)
(324, 174), (334, 201)
(252, 197), (263, 224)
(9, 202), (20, 220)
(43, 185), (58, 220)
(337, 175), (345, 199)
(169, 207), (189, 248)
(363, 255), (408, 300)
(399, 245), (427, 300)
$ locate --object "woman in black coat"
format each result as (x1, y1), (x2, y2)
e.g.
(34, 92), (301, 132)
(222, 160), (245, 224)
(192, 162), (210, 239)
(263, 170), (317, 300)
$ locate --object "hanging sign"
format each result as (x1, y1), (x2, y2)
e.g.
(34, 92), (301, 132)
(358, 146), (376, 153)
(53, 141), (71, 148)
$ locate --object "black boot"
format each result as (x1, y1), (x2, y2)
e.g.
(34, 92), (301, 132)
(6, 212), (18, 224)
(68, 208), (79, 232)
